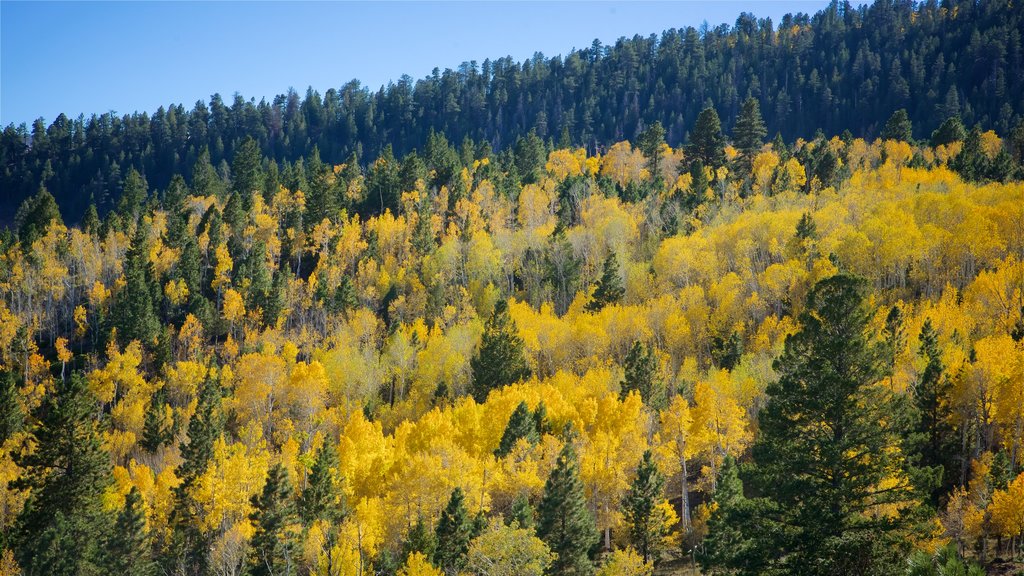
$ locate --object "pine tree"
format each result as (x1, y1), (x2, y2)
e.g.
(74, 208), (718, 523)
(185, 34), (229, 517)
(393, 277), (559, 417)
(637, 121), (667, 180)
(299, 439), (345, 525)
(699, 456), (760, 573)
(508, 492), (535, 529)
(537, 441), (597, 576)
(0, 368), (23, 445)
(470, 300), (531, 403)
(687, 107), (726, 170)
(882, 109), (913, 141)
(13, 373), (112, 576)
(102, 486), (157, 576)
(168, 371), (222, 576)
(140, 387), (171, 453)
(110, 217), (160, 346)
(403, 515), (437, 564)
(914, 319), (957, 500)
(930, 116), (966, 147)
(585, 254), (624, 313)
(733, 97), (767, 158)
(246, 464), (298, 576)
(622, 450), (668, 564)
(952, 126), (988, 182)
(705, 274), (928, 575)
(14, 187), (63, 247)
(118, 168), (148, 220)
(434, 487), (473, 575)
(232, 136), (263, 210)
(620, 341), (665, 410)
(496, 401), (541, 457)
(684, 159), (710, 212)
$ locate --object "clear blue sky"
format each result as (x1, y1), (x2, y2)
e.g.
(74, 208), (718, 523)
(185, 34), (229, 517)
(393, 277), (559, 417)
(1, 1), (830, 127)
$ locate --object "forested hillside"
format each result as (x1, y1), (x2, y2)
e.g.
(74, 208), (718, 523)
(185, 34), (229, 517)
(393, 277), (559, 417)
(2, 79), (1024, 576)
(3, 0), (1023, 224)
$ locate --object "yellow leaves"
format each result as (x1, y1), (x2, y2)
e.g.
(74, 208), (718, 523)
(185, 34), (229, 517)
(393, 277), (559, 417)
(178, 314), (206, 361)
(192, 437), (270, 532)
(164, 279), (190, 306)
(517, 181), (557, 238)
(601, 141), (648, 188)
(222, 288), (245, 324)
(596, 547), (653, 576)
(545, 148), (587, 180)
(989, 472), (1024, 538)
(980, 130), (1003, 159)
(397, 552), (442, 576)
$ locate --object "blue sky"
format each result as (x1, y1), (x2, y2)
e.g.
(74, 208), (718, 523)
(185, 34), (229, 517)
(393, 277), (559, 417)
(1, 1), (830, 127)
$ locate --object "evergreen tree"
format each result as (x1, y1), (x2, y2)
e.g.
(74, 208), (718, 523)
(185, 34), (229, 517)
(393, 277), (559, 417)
(299, 440), (345, 524)
(508, 492), (535, 530)
(952, 126), (988, 182)
(0, 368), (23, 445)
(882, 109), (913, 141)
(622, 450), (669, 564)
(620, 341), (665, 410)
(470, 300), (531, 403)
(685, 159), (710, 212)
(82, 202), (101, 235)
(637, 121), (667, 180)
(13, 373), (112, 576)
(102, 486), (157, 576)
(733, 97), (768, 158)
(537, 441), (597, 576)
(118, 168), (148, 220)
(232, 136), (263, 210)
(434, 487), (473, 575)
(585, 254), (625, 313)
(496, 401), (541, 457)
(795, 211), (817, 241)
(246, 464), (298, 576)
(168, 371), (222, 576)
(703, 274), (928, 575)
(140, 387), (171, 453)
(930, 116), (966, 147)
(403, 515), (437, 564)
(14, 187), (63, 247)
(688, 107), (726, 170)
(109, 217), (161, 346)
(699, 456), (752, 573)
(914, 319), (957, 500)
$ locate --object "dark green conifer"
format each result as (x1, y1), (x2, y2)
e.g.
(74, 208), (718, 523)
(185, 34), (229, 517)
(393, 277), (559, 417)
(13, 373), (112, 576)
(622, 450), (668, 564)
(496, 401), (541, 457)
(882, 109), (913, 141)
(470, 300), (531, 403)
(434, 487), (473, 575)
(733, 97), (767, 158)
(102, 487), (157, 576)
(620, 341), (665, 410)
(537, 441), (597, 576)
(246, 464), (298, 576)
(585, 254), (624, 313)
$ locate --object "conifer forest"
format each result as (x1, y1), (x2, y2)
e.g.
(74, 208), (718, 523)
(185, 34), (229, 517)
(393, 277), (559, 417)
(1, 0), (1024, 574)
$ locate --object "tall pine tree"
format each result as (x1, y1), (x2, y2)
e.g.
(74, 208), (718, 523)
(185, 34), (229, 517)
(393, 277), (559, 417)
(537, 441), (597, 576)
(13, 373), (112, 576)
(703, 274), (928, 575)
(622, 450), (669, 564)
(470, 300), (531, 403)
(102, 486), (157, 576)
(585, 254), (624, 313)
(434, 487), (473, 575)
(247, 464), (298, 576)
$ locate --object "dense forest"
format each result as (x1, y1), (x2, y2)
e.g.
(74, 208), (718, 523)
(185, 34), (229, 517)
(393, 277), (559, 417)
(3, 75), (1024, 575)
(4, 0), (1024, 575)
(3, 0), (1023, 225)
